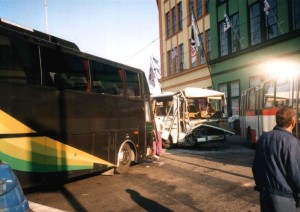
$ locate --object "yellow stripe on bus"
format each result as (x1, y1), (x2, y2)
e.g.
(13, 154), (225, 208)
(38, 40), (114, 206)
(0, 137), (115, 167)
(0, 110), (36, 134)
(0, 109), (115, 168)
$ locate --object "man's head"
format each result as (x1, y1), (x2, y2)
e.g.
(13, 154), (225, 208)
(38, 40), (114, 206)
(276, 107), (296, 131)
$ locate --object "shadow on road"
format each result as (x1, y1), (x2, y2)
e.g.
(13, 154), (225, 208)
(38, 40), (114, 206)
(126, 189), (172, 212)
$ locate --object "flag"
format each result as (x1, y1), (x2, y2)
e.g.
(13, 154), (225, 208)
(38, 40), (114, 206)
(148, 63), (155, 87)
(152, 56), (159, 64)
(191, 13), (200, 63)
(171, 44), (177, 59)
(223, 13), (231, 32)
(264, 0), (270, 15)
(151, 56), (161, 75)
(191, 13), (201, 48)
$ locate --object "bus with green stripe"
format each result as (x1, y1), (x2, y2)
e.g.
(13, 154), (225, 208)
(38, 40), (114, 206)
(0, 18), (154, 188)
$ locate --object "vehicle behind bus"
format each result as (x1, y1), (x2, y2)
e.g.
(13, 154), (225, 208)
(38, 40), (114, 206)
(240, 74), (300, 148)
(152, 87), (234, 148)
(0, 18), (154, 188)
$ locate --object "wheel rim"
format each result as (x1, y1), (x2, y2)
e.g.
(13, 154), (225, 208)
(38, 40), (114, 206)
(119, 145), (130, 166)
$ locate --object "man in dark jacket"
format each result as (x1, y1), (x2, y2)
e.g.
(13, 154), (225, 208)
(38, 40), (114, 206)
(252, 107), (300, 212)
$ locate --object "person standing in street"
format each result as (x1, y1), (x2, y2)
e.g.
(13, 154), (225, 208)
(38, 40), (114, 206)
(252, 107), (300, 212)
(153, 116), (164, 160)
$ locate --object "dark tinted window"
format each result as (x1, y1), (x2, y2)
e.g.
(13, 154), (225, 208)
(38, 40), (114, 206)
(0, 35), (40, 84)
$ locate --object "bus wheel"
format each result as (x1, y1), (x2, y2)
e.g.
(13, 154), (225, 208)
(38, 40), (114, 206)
(115, 143), (132, 174)
(246, 127), (255, 149)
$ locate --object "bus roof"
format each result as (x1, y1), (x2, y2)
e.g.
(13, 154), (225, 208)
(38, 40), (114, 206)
(177, 87), (225, 98)
(152, 92), (175, 98)
(0, 18), (144, 74)
(0, 18), (80, 50)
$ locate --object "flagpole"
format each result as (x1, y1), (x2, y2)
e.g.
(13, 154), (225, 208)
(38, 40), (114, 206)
(264, 0), (283, 35)
(190, 7), (214, 88)
(44, 0), (49, 34)
(224, 12), (244, 49)
(270, 11), (284, 35)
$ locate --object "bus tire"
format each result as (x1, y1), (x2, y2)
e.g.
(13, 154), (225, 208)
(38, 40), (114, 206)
(115, 143), (132, 174)
(246, 127), (255, 149)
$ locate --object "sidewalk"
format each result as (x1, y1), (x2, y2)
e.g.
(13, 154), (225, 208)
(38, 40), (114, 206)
(29, 201), (66, 212)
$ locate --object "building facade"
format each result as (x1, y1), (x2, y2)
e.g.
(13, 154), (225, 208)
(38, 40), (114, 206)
(209, 0), (300, 117)
(157, 0), (300, 117)
(157, 0), (212, 91)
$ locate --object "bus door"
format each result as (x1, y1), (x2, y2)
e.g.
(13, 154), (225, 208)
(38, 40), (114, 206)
(256, 86), (263, 138)
(294, 75), (300, 139)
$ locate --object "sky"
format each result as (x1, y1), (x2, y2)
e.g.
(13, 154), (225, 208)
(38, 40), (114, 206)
(0, 0), (161, 94)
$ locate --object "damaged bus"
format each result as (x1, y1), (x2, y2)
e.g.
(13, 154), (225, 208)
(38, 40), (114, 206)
(152, 87), (234, 148)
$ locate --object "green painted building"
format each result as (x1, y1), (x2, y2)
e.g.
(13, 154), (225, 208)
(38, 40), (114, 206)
(208, 0), (300, 116)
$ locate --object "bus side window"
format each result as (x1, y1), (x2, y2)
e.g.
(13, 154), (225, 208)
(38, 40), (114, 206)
(0, 35), (39, 85)
(54, 73), (69, 90)
(275, 78), (290, 107)
(93, 80), (104, 93)
(126, 71), (140, 98)
(264, 81), (275, 108)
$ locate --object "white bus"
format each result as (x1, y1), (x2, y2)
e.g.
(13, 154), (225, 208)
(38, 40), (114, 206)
(240, 73), (300, 148)
(152, 87), (234, 148)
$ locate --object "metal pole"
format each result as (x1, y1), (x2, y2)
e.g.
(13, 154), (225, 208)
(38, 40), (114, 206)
(44, 0), (49, 34)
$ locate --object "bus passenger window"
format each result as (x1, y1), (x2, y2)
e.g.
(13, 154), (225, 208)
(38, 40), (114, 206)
(264, 81), (275, 108)
(126, 71), (140, 97)
(0, 35), (39, 84)
(248, 89), (255, 110)
(93, 80), (104, 93)
(54, 73), (69, 90)
(275, 78), (290, 107)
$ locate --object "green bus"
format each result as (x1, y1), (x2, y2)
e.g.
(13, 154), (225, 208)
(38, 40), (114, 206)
(0, 18), (154, 188)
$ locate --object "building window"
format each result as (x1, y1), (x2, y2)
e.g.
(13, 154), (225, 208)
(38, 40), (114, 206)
(219, 21), (229, 56)
(231, 80), (240, 97)
(230, 81), (240, 116)
(174, 47), (179, 74)
(167, 51), (172, 76)
(265, 0), (279, 40)
(249, 3), (261, 46)
(205, 0), (209, 13)
(178, 2), (183, 31)
(197, 0), (203, 18)
(292, 0), (300, 30)
(166, 12), (171, 38)
(179, 44), (184, 71)
(189, 0), (194, 19)
(206, 29), (211, 60)
(219, 81), (240, 116)
(172, 7), (177, 34)
(199, 33), (205, 64)
(231, 13), (240, 52)
(190, 0), (207, 19)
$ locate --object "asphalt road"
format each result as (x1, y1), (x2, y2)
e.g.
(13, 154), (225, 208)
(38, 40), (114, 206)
(26, 135), (260, 212)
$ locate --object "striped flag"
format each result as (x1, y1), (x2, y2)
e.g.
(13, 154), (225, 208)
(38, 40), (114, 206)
(191, 13), (200, 63)
(224, 13), (231, 32)
(264, 0), (270, 15)
(148, 63), (155, 87)
(171, 44), (177, 59)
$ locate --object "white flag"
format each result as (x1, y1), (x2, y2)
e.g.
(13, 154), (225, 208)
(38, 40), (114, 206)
(191, 13), (201, 49)
(148, 63), (155, 87)
(264, 0), (270, 15)
(171, 44), (177, 59)
(191, 13), (200, 63)
(151, 56), (161, 75)
(224, 13), (231, 32)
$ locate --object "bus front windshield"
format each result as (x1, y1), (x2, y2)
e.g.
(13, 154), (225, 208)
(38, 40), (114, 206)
(187, 97), (224, 119)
